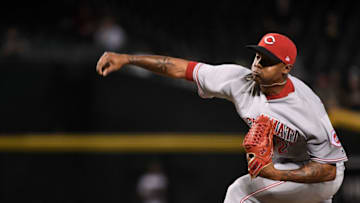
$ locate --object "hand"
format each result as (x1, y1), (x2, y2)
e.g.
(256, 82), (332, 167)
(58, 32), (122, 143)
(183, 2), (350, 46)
(243, 115), (275, 178)
(96, 52), (129, 77)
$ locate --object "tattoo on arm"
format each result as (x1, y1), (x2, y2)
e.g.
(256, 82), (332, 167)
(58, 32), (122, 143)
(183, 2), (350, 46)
(128, 55), (138, 64)
(128, 55), (174, 74)
(277, 161), (336, 183)
(156, 57), (171, 73)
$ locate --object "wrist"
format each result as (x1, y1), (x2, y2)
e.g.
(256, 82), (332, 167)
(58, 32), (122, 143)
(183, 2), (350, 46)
(259, 163), (282, 181)
(125, 54), (132, 65)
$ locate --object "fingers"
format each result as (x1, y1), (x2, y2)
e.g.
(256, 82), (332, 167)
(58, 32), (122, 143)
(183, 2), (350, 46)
(103, 64), (114, 77)
(96, 52), (109, 76)
(96, 51), (123, 77)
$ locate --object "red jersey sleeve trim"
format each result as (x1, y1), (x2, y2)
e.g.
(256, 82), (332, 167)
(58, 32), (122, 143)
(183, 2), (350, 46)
(186, 61), (198, 81)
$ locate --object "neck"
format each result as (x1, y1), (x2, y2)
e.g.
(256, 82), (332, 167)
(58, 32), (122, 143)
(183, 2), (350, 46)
(260, 79), (287, 96)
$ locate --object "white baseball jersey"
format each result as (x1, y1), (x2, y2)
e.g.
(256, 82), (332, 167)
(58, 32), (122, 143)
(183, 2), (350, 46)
(187, 62), (348, 168)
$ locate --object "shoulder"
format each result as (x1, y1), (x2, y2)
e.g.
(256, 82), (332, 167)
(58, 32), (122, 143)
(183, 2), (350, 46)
(290, 76), (318, 98)
(196, 63), (252, 79)
(290, 75), (327, 117)
(291, 75), (322, 104)
(198, 63), (251, 72)
(193, 63), (254, 99)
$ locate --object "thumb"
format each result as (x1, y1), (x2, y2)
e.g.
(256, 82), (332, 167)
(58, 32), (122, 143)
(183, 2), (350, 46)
(103, 69), (109, 77)
(103, 66), (116, 77)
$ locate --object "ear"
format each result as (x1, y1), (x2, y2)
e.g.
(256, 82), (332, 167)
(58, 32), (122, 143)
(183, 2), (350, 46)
(282, 64), (293, 75)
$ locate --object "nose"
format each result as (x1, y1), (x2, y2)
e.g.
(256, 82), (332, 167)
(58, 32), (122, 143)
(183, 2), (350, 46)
(252, 64), (261, 72)
(252, 55), (262, 71)
(253, 56), (262, 67)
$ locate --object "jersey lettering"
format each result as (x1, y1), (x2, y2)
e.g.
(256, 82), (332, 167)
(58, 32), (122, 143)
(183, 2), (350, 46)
(246, 117), (299, 143)
(275, 137), (288, 154)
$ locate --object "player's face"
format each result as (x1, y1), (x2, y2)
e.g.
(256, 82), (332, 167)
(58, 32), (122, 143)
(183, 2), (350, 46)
(251, 53), (286, 85)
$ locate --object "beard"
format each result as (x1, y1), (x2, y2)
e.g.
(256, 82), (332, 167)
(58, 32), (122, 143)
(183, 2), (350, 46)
(252, 72), (268, 84)
(252, 72), (284, 87)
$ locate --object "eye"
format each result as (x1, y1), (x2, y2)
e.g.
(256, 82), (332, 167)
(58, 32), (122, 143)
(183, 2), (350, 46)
(260, 57), (278, 67)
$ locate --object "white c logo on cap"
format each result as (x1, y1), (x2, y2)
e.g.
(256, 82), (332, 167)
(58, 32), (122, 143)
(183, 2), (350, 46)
(264, 36), (275, 45)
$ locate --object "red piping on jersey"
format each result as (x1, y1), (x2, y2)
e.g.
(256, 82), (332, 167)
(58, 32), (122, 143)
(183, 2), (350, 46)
(240, 181), (285, 203)
(186, 61), (198, 81)
(266, 78), (295, 100)
(311, 156), (347, 163)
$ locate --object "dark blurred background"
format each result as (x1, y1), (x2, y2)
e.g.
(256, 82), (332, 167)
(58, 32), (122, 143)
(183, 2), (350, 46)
(0, 0), (359, 202)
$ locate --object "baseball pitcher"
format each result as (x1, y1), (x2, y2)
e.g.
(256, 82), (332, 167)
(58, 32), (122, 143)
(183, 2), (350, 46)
(96, 33), (347, 203)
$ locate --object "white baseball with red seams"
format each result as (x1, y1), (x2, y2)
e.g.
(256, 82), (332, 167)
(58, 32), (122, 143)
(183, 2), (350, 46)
(186, 62), (347, 203)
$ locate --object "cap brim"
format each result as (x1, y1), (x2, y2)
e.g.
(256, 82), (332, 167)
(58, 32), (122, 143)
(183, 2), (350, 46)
(245, 45), (282, 64)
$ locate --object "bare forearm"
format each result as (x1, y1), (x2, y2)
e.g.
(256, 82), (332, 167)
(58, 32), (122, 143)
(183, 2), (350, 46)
(127, 55), (189, 78)
(260, 161), (336, 183)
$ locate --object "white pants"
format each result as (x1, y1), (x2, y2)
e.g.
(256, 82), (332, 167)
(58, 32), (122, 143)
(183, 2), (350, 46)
(223, 162), (345, 203)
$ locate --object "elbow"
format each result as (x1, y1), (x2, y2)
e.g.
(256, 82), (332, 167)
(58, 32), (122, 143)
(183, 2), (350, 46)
(324, 164), (337, 182)
(303, 161), (338, 183)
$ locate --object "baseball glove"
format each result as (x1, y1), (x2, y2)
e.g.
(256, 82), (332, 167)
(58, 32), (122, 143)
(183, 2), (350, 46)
(243, 115), (275, 178)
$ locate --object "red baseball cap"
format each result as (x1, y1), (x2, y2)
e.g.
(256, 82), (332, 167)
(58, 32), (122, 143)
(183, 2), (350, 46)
(246, 33), (297, 65)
